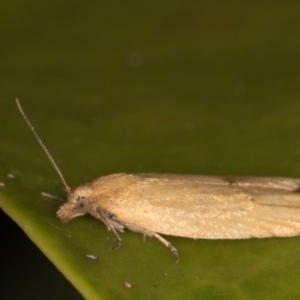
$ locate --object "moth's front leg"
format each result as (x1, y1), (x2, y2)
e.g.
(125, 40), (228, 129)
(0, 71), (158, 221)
(95, 208), (123, 250)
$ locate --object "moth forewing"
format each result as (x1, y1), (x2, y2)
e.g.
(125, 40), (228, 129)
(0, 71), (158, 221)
(82, 173), (300, 241)
(16, 99), (300, 262)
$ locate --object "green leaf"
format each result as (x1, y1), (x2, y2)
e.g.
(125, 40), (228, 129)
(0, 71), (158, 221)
(3, 102), (300, 300)
(3, 164), (300, 300)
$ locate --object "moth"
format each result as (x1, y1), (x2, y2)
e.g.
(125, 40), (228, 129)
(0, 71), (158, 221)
(16, 99), (300, 262)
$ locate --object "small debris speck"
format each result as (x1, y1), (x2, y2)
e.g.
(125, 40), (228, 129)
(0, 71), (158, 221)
(86, 254), (97, 260)
(0, 182), (5, 187)
(7, 173), (15, 179)
(123, 282), (132, 289)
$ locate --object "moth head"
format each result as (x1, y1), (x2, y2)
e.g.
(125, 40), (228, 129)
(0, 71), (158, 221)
(57, 189), (91, 223)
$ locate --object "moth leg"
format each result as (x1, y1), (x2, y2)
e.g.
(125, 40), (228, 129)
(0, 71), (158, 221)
(109, 227), (122, 250)
(96, 208), (122, 250)
(122, 221), (179, 262)
(152, 232), (179, 263)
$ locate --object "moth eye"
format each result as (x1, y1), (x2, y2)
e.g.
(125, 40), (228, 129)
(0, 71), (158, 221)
(75, 198), (88, 213)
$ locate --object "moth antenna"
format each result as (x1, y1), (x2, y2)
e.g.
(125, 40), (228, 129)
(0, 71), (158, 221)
(16, 99), (71, 192)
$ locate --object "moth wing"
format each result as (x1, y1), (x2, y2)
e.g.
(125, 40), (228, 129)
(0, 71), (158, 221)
(107, 174), (300, 239)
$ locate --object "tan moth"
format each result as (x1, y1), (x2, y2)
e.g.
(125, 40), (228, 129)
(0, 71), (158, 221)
(16, 99), (300, 262)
